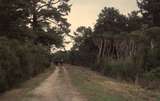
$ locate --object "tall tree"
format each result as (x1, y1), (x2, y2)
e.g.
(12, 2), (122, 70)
(72, 26), (92, 50)
(0, 0), (71, 47)
(127, 11), (143, 32)
(71, 26), (96, 65)
(28, 0), (71, 33)
(94, 7), (127, 35)
(26, 0), (71, 47)
(93, 7), (128, 62)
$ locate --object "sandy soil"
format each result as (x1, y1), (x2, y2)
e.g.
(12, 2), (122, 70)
(0, 66), (86, 101)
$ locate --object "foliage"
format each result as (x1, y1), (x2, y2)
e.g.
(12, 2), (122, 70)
(71, 26), (96, 66)
(127, 11), (143, 32)
(70, 5), (160, 89)
(137, 0), (160, 26)
(0, 0), (71, 93)
(94, 7), (127, 35)
(52, 50), (70, 63)
(0, 38), (51, 92)
(0, 0), (71, 47)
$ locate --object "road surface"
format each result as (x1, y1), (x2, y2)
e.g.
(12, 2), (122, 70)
(0, 66), (86, 101)
(0, 65), (159, 101)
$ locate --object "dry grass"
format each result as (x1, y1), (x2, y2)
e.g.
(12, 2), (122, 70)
(67, 65), (160, 101)
(0, 67), (55, 101)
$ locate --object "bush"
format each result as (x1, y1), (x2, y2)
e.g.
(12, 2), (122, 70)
(97, 59), (137, 81)
(143, 67), (160, 81)
(0, 37), (51, 93)
(0, 41), (20, 92)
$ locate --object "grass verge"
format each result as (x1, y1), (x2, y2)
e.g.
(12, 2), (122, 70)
(67, 65), (160, 101)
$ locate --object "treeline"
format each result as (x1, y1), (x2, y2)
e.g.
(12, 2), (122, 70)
(69, 0), (160, 89)
(0, 0), (70, 92)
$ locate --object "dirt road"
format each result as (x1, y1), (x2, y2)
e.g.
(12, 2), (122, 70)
(1, 65), (159, 101)
(0, 66), (86, 101)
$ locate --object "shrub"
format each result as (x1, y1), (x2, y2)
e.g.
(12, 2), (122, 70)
(0, 37), (51, 93)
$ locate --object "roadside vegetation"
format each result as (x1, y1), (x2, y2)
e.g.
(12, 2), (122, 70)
(0, 0), (71, 93)
(68, 66), (160, 101)
(67, 0), (160, 89)
(0, 67), (54, 101)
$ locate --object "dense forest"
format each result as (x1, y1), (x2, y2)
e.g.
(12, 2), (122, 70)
(61, 0), (160, 89)
(0, 0), (71, 92)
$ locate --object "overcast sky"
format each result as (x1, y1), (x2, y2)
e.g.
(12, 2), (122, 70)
(68, 0), (139, 31)
(65, 0), (139, 50)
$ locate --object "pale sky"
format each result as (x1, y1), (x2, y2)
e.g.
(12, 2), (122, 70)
(65, 0), (139, 50)
(68, 0), (139, 31)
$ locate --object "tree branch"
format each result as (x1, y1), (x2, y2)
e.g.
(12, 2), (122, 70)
(46, 18), (59, 27)
(36, 0), (60, 11)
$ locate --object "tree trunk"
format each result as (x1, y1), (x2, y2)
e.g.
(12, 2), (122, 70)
(102, 39), (107, 58)
(97, 40), (103, 64)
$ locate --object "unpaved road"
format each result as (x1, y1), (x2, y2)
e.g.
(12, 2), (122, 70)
(0, 66), (86, 101)
(1, 65), (159, 101)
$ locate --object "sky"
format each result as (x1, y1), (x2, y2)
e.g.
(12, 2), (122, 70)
(68, 0), (139, 31)
(65, 0), (139, 50)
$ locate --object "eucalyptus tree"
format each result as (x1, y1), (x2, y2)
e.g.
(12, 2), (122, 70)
(93, 7), (128, 63)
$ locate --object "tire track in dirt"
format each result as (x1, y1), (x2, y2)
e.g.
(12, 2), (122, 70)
(0, 66), (86, 101)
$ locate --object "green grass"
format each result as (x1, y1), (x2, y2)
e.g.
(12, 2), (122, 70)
(158, 97), (160, 101)
(68, 67), (128, 101)
(68, 66), (160, 101)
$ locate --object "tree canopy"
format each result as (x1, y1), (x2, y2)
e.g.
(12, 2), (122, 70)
(0, 0), (71, 47)
(137, 0), (160, 26)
